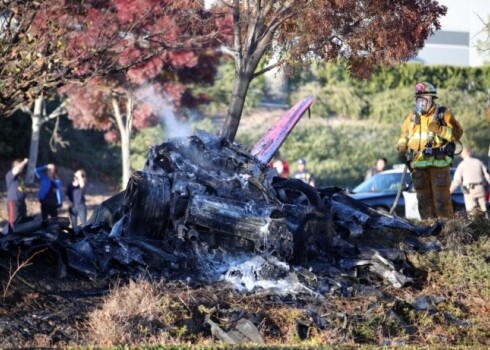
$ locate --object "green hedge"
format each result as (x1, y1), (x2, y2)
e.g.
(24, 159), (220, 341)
(198, 58), (266, 117)
(2, 61), (489, 189)
(295, 62), (490, 94)
(278, 121), (400, 188)
(282, 62), (490, 188)
(0, 112), (31, 157)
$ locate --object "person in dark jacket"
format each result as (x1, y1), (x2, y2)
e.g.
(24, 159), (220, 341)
(34, 164), (63, 220)
(292, 158), (315, 186)
(5, 158), (29, 227)
(66, 169), (87, 227)
(365, 157), (387, 180)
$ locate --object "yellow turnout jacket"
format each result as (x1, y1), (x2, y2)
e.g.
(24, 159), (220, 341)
(397, 104), (463, 169)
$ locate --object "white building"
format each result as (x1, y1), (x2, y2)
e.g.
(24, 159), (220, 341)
(414, 0), (490, 66)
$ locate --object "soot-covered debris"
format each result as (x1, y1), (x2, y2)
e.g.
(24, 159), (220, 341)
(0, 129), (441, 296)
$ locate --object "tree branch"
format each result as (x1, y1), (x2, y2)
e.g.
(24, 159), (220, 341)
(46, 101), (67, 121)
(2, 248), (47, 300)
(253, 60), (283, 78)
(233, 0), (243, 70)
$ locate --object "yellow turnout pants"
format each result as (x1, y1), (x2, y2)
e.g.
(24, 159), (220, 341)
(411, 166), (453, 219)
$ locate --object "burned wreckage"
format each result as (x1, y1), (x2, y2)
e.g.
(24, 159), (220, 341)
(0, 97), (439, 295)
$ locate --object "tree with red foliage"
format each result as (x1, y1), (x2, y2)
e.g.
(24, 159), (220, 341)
(38, 0), (223, 186)
(1, 1), (224, 186)
(212, 0), (447, 142)
(4, 1), (220, 118)
(0, 1), (51, 115)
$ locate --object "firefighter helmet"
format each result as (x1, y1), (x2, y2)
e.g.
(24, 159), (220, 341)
(415, 82), (437, 99)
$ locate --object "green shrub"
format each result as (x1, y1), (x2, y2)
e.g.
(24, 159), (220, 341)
(131, 125), (167, 172)
(279, 121), (400, 188)
(369, 88), (413, 123)
(437, 89), (490, 158)
(199, 58), (266, 117)
(41, 117), (122, 181)
(291, 82), (368, 119)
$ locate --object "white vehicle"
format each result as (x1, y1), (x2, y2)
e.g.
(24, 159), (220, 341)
(349, 166), (468, 218)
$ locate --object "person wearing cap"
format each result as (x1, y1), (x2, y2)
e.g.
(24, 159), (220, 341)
(396, 82), (463, 219)
(292, 158), (315, 186)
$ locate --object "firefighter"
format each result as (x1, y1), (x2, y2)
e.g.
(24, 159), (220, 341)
(397, 82), (463, 219)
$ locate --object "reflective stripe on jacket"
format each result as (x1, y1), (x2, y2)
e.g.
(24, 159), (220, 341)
(397, 104), (463, 169)
(410, 154), (454, 169)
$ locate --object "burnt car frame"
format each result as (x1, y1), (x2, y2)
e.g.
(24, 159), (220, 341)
(1, 97), (438, 292)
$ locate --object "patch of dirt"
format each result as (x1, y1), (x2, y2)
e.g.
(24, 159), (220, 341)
(0, 263), (111, 347)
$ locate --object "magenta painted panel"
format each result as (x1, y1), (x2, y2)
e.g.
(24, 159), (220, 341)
(250, 96), (314, 163)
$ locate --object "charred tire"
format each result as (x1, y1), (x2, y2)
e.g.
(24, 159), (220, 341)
(272, 179), (322, 209)
(123, 171), (171, 238)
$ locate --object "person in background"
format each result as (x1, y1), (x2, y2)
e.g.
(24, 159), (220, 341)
(365, 157), (387, 180)
(396, 81), (463, 220)
(450, 148), (490, 219)
(66, 169), (88, 227)
(5, 158), (29, 228)
(34, 163), (63, 220)
(488, 145), (490, 171)
(292, 158), (315, 186)
(269, 151), (290, 179)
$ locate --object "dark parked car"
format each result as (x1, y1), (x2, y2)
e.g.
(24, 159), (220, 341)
(348, 166), (480, 218)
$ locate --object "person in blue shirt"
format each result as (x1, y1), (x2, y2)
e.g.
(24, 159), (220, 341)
(34, 163), (63, 220)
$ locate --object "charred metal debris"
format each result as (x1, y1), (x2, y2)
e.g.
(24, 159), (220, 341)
(0, 129), (442, 296)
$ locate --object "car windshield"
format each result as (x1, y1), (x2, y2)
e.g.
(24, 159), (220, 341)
(353, 172), (410, 193)
(352, 168), (462, 194)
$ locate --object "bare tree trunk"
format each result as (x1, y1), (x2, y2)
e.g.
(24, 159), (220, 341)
(220, 70), (253, 142)
(25, 96), (44, 185)
(120, 129), (131, 189)
(112, 94), (133, 189)
(219, 0), (284, 142)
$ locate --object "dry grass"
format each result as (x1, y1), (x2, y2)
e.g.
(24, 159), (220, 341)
(2, 214), (489, 348)
(86, 279), (190, 346)
(407, 214), (490, 346)
(440, 211), (490, 249)
(81, 215), (490, 347)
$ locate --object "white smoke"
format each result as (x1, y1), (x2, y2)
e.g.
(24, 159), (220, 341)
(136, 85), (192, 139)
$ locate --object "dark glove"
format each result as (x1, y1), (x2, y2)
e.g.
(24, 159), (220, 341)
(428, 120), (451, 139)
(398, 151), (408, 164)
(397, 144), (407, 153)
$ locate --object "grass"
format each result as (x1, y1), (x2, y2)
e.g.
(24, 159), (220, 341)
(76, 214), (490, 348)
(86, 279), (197, 346)
(1, 213), (488, 348)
